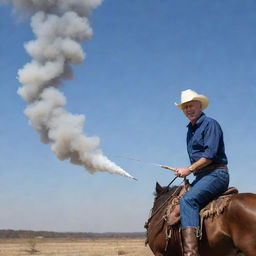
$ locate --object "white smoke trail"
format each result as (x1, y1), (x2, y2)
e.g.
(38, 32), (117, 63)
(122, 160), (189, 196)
(9, 0), (135, 179)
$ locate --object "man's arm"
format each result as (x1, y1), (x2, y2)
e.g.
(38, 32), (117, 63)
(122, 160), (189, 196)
(188, 157), (213, 173)
(175, 157), (212, 177)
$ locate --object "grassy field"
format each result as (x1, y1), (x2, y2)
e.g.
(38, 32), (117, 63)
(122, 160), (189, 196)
(0, 238), (154, 256)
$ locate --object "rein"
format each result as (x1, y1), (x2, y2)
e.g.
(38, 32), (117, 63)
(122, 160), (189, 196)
(146, 178), (184, 225)
(167, 176), (178, 187)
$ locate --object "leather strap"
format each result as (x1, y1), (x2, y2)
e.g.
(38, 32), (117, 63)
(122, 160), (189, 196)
(196, 163), (228, 174)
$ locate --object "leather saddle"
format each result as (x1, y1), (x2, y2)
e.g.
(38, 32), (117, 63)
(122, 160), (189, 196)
(166, 183), (238, 226)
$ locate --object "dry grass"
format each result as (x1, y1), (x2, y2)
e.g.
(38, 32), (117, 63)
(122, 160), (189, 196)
(0, 238), (154, 256)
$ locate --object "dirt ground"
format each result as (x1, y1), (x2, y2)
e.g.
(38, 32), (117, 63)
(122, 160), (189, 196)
(0, 238), (154, 256)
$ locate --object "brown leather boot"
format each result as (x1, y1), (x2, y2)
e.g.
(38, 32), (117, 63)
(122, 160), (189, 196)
(181, 227), (200, 256)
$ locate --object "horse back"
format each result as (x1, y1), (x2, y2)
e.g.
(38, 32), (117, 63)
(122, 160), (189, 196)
(225, 193), (256, 248)
(202, 193), (256, 256)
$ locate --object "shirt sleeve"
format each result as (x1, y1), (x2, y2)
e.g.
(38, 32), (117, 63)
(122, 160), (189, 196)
(201, 119), (223, 159)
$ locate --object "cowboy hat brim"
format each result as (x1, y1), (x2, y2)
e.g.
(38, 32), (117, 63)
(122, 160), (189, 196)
(175, 95), (209, 110)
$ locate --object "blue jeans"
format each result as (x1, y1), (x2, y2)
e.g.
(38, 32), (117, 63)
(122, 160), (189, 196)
(180, 168), (229, 228)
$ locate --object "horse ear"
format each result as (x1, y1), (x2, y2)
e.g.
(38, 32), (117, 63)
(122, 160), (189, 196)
(155, 182), (163, 194)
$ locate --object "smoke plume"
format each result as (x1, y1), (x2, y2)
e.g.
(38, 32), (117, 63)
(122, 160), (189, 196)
(9, 0), (135, 179)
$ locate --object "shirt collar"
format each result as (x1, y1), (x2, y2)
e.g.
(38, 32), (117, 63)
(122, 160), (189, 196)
(187, 112), (205, 129)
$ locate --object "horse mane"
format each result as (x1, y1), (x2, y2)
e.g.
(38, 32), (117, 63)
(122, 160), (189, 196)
(154, 185), (182, 198)
(145, 184), (183, 245)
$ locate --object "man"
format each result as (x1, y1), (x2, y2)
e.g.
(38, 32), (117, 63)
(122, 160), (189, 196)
(174, 89), (229, 256)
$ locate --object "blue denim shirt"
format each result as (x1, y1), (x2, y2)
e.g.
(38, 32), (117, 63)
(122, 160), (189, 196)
(186, 113), (228, 165)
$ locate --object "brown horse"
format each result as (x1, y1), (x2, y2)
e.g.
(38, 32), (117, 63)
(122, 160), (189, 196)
(145, 182), (256, 256)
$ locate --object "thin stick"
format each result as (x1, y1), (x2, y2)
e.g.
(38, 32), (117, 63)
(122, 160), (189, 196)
(160, 165), (177, 172)
(109, 154), (177, 172)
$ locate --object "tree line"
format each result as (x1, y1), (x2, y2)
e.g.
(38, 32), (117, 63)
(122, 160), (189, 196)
(0, 229), (145, 239)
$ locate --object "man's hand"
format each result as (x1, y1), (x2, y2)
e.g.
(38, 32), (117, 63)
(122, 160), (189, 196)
(175, 167), (192, 177)
(175, 158), (213, 177)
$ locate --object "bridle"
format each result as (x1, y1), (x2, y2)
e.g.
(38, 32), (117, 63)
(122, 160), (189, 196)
(146, 178), (186, 225)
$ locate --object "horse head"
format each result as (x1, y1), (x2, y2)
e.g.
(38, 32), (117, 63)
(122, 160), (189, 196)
(152, 182), (182, 214)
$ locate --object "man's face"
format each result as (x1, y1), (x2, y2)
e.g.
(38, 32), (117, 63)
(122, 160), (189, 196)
(182, 100), (202, 124)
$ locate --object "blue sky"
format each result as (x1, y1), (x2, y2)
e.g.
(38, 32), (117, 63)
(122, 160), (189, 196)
(0, 0), (256, 232)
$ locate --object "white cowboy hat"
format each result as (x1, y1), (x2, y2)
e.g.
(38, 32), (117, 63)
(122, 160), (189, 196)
(175, 89), (209, 110)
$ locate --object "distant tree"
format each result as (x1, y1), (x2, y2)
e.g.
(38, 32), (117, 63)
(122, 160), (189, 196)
(26, 238), (39, 255)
